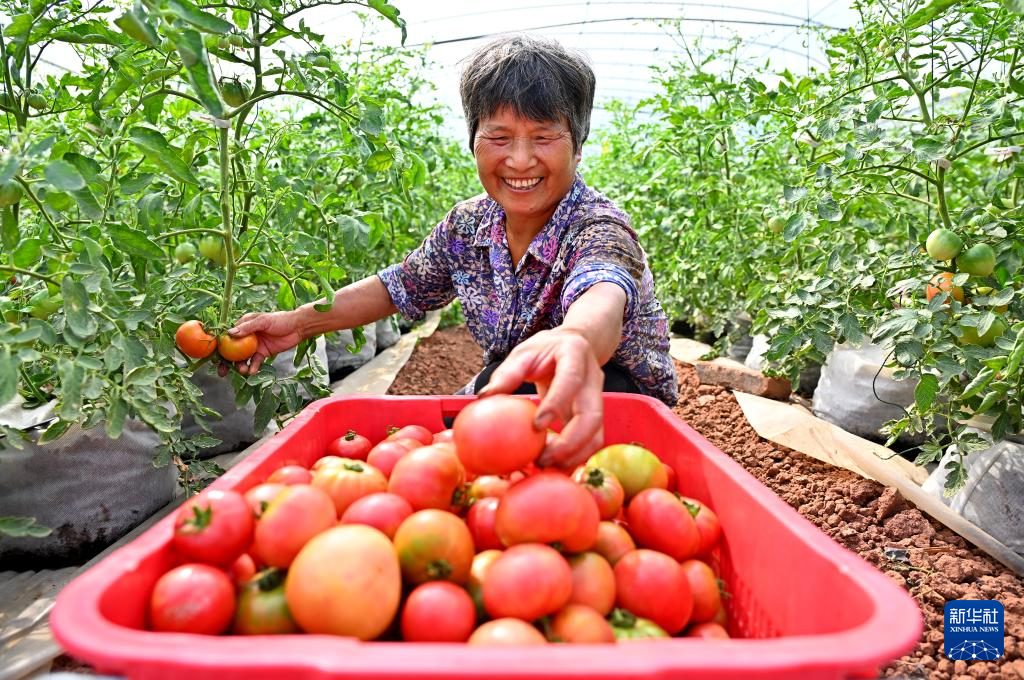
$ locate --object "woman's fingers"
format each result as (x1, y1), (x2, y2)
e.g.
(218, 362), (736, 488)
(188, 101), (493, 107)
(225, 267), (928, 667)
(536, 359), (604, 467)
(229, 312), (267, 337)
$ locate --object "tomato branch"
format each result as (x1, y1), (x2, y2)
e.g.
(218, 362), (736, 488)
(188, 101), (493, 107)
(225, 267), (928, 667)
(0, 265), (60, 287)
(839, 163), (937, 185)
(14, 176), (70, 249)
(156, 228), (227, 240)
(952, 131), (1024, 161)
(228, 90), (357, 122)
(141, 88), (204, 108)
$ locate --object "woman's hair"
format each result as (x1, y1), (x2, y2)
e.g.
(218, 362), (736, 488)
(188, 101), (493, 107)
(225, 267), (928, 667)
(459, 34), (595, 154)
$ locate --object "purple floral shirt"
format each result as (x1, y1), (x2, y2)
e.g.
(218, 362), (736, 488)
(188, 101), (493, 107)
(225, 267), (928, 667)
(378, 174), (678, 405)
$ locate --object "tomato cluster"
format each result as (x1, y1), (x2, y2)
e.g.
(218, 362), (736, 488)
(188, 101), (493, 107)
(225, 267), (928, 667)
(175, 320), (258, 363)
(149, 395), (729, 644)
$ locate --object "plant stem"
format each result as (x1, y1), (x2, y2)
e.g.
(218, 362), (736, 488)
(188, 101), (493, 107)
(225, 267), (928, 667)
(936, 166), (953, 229)
(218, 125), (235, 326)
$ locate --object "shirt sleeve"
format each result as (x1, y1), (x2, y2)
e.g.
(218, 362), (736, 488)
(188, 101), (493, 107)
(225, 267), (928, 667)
(377, 212), (456, 322)
(560, 220), (644, 320)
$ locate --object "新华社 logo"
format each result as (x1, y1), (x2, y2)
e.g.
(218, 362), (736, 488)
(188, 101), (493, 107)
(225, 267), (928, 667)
(944, 600), (1004, 661)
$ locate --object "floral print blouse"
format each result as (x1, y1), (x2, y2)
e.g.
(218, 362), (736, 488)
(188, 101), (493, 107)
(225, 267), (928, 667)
(377, 174), (678, 405)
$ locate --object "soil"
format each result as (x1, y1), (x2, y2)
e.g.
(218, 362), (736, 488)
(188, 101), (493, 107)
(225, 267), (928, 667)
(387, 325), (484, 396)
(388, 331), (1024, 679)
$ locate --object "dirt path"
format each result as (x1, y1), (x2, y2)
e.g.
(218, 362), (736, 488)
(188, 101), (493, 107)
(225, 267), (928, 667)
(389, 329), (1024, 680)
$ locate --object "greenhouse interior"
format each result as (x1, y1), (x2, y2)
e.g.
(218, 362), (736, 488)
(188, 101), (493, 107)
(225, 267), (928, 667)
(0, 1), (1022, 678)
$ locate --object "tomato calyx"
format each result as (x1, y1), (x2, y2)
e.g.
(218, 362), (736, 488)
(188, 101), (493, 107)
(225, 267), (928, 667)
(609, 608), (637, 629)
(343, 462), (365, 473)
(582, 466), (606, 488)
(451, 484), (473, 510)
(386, 426), (400, 436)
(681, 497), (700, 518)
(255, 568), (287, 592)
(426, 559), (453, 581)
(344, 430), (358, 441)
(182, 504), (213, 532)
(256, 500), (270, 518)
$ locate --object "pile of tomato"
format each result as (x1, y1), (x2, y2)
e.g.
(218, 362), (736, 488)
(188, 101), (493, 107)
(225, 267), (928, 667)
(151, 395), (730, 645)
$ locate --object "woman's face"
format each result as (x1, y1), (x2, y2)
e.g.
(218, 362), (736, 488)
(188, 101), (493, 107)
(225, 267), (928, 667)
(473, 106), (582, 230)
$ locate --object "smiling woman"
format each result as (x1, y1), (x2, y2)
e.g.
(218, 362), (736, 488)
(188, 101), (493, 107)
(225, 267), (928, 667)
(229, 34), (677, 469)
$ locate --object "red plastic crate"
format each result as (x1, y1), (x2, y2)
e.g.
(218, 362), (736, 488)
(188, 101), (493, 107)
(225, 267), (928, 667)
(51, 394), (922, 679)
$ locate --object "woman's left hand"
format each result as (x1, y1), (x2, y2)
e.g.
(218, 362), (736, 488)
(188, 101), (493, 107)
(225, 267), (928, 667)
(479, 327), (604, 469)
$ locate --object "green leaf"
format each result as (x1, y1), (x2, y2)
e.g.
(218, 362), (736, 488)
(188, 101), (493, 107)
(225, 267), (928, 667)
(70, 187), (103, 220)
(61, 278), (98, 338)
(0, 348), (18, 406)
(108, 224), (165, 259)
(167, 29), (226, 118)
(816, 197), (842, 221)
(783, 185), (807, 202)
(253, 389), (280, 435)
(128, 126), (200, 185)
(44, 160), (85, 191)
(913, 137), (950, 162)
(365, 149), (394, 173)
(1, 207), (17, 251)
(839, 313), (863, 344)
(915, 373), (940, 411)
(0, 516), (52, 538)
(942, 459), (968, 498)
(1004, 0), (1024, 14)
(906, 0), (960, 29)
(63, 153), (103, 184)
(38, 418), (72, 444)
(895, 340), (924, 365)
(961, 367), (995, 399)
(367, 0), (406, 44)
(783, 212), (806, 242)
(114, 4), (160, 47)
(337, 215), (370, 251)
(165, 0), (234, 34)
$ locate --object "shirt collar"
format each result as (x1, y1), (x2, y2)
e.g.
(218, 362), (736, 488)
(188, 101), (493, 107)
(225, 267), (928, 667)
(472, 174), (587, 267)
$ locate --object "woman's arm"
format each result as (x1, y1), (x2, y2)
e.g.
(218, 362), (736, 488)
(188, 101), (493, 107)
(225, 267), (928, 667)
(227, 275), (397, 375)
(480, 281), (627, 468)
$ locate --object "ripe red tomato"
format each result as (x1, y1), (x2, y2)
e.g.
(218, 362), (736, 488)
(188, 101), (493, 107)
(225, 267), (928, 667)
(173, 489), (254, 565)
(433, 428), (455, 444)
(229, 553), (257, 586)
(548, 604), (615, 643)
(711, 604), (728, 627)
(571, 466), (625, 521)
(387, 424), (433, 446)
(311, 455), (346, 472)
(453, 396), (546, 474)
(687, 622), (730, 639)
(233, 569), (300, 635)
(340, 492), (413, 540)
(681, 559), (722, 623)
(495, 472), (599, 552)
(312, 460), (388, 516)
(467, 549), (502, 621)
(466, 497), (502, 551)
(626, 488), (700, 561)
(468, 618), (547, 646)
(567, 551), (616, 615)
(926, 271), (965, 303)
(244, 482), (286, 519)
(467, 475), (510, 501)
(401, 581), (476, 642)
(483, 543), (573, 621)
(393, 509), (475, 584)
(587, 444), (668, 501)
(679, 496), (723, 556)
(387, 444), (466, 511)
(217, 333), (258, 362)
(325, 430), (372, 460)
(175, 320), (216, 359)
(149, 564), (235, 634)
(366, 440), (415, 478)
(254, 485), (336, 568)
(285, 525), (401, 639)
(593, 521), (636, 566)
(267, 464), (312, 486)
(615, 549), (693, 634)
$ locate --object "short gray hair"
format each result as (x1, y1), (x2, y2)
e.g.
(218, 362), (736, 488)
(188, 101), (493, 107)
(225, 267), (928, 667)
(459, 34), (595, 153)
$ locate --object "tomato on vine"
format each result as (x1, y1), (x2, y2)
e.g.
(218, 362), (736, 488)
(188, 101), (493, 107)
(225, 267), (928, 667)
(218, 333), (258, 362)
(175, 320), (216, 359)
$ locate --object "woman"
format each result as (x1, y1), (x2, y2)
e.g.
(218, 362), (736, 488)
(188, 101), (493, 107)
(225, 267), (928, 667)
(227, 34), (677, 468)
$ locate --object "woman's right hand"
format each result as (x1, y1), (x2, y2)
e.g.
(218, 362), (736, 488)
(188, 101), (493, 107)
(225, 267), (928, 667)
(225, 310), (305, 376)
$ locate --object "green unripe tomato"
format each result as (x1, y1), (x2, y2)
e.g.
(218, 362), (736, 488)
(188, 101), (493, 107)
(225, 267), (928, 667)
(767, 216), (785, 234)
(956, 243), (996, 277)
(174, 242), (197, 264)
(0, 181), (23, 208)
(29, 293), (62, 320)
(219, 78), (249, 107)
(26, 93), (46, 111)
(199, 236), (226, 265)
(959, 317), (1007, 347)
(925, 228), (962, 261)
(228, 34), (245, 48)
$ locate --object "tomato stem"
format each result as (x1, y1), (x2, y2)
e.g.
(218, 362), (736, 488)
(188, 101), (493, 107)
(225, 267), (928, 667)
(217, 124), (236, 326)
